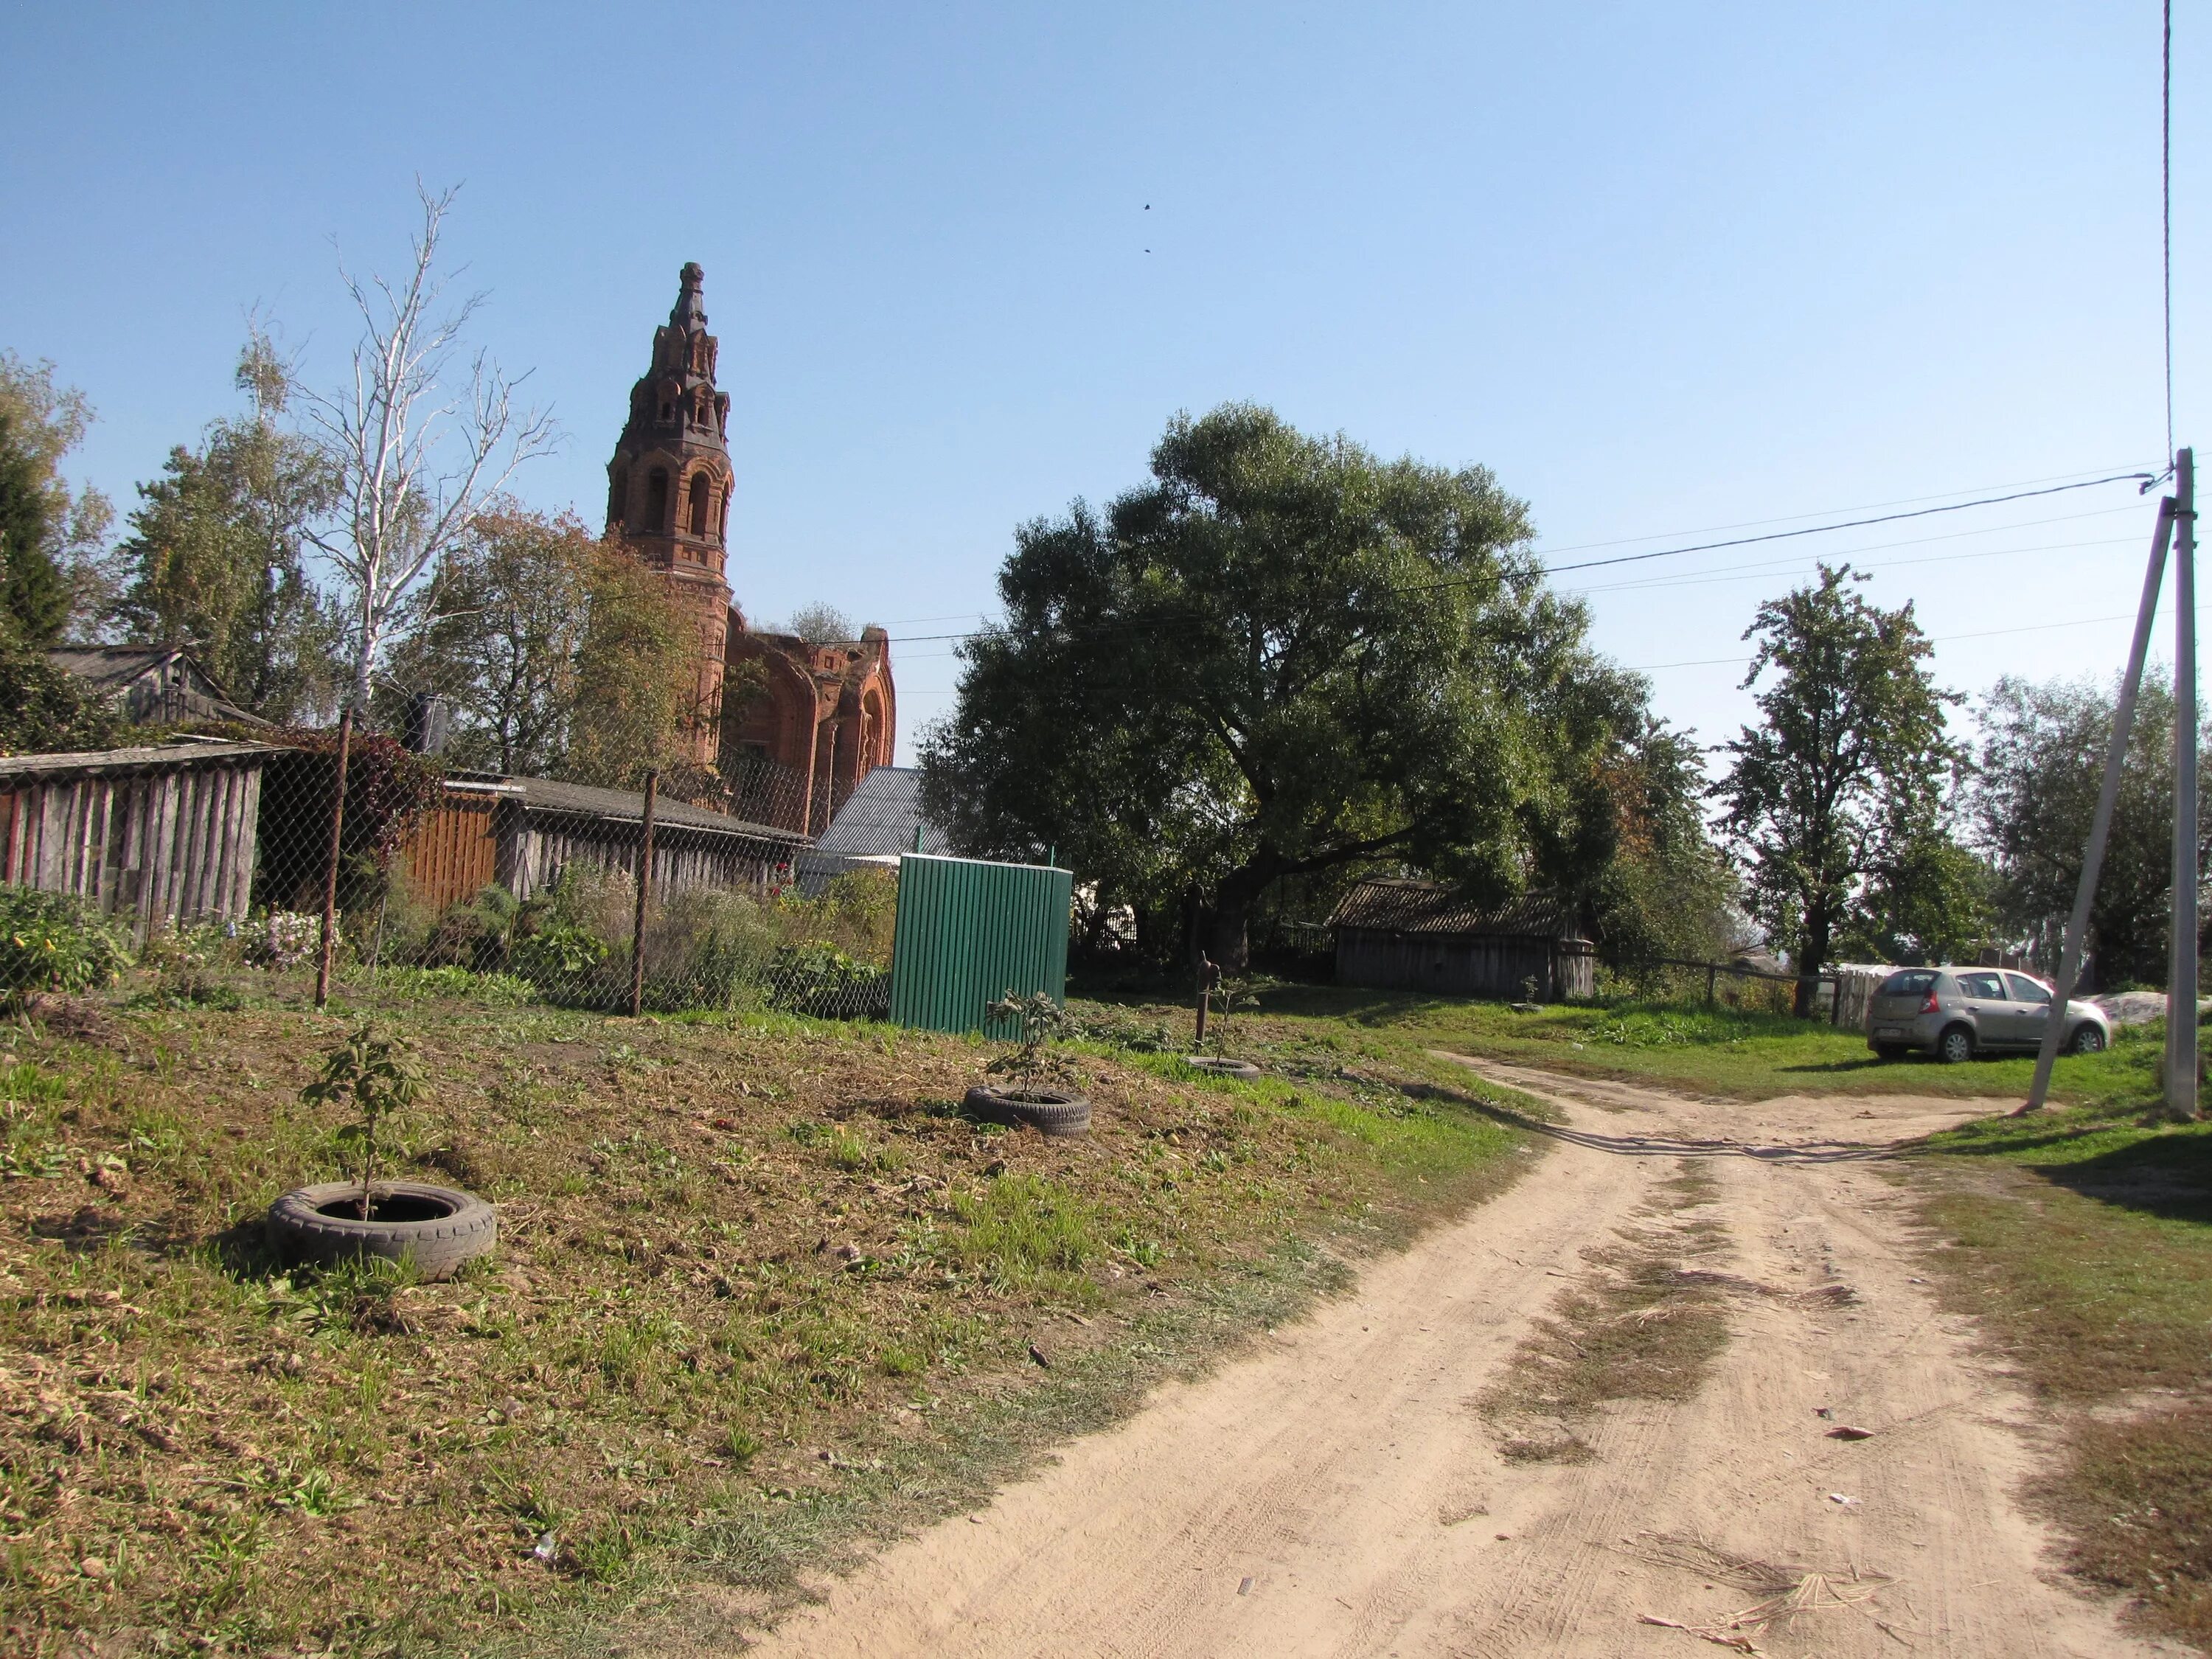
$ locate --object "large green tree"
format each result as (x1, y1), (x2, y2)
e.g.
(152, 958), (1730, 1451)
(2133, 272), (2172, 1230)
(921, 403), (1653, 967)
(385, 506), (697, 790)
(382, 506), (597, 774)
(111, 333), (342, 721)
(0, 352), (112, 644)
(1588, 714), (1743, 978)
(1971, 672), (2208, 988)
(1714, 563), (1961, 1012)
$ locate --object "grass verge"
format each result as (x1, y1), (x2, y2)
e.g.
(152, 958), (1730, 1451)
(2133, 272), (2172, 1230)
(0, 978), (1530, 1656)
(1119, 982), (2167, 1107)
(1910, 1100), (2212, 1650)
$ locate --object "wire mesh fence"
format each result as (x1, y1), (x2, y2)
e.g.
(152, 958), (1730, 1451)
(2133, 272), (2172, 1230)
(0, 735), (896, 1020)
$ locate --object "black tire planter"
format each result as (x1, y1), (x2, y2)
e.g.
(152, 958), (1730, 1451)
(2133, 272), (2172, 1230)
(267, 1181), (497, 1281)
(1183, 1055), (1262, 1081)
(962, 1085), (1092, 1138)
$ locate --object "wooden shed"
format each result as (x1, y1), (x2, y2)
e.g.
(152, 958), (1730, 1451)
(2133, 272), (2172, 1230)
(1329, 879), (1596, 1001)
(0, 741), (279, 939)
(395, 773), (810, 911)
(47, 645), (265, 727)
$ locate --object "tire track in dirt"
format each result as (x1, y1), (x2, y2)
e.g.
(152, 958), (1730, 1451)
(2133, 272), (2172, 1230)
(700, 1066), (2166, 1658)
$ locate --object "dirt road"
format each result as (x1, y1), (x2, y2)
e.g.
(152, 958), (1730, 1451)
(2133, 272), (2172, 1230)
(738, 1065), (2166, 1657)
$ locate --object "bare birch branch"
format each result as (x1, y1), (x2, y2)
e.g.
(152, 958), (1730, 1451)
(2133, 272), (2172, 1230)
(299, 182), (559, 722)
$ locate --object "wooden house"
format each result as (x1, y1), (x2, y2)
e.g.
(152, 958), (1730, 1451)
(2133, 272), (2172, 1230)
(48, 646), (265, 727)
(1329, 879), (1596, 1001)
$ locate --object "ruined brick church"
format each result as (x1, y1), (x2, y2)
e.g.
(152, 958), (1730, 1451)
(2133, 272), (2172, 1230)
(604, 262), (894, 833)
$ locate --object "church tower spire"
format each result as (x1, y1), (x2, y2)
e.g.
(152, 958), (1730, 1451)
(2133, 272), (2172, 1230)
(607, 261), (735, 766)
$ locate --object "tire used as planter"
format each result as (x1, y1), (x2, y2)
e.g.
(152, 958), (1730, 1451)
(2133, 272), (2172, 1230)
(1183, 1055), (1262, 1081)
(963, 1084), (1092, 1138)
(267, 1180), (498, 1281)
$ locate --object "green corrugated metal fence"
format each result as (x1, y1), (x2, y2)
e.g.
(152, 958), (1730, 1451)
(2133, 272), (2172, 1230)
(888, 853), (1073, 1034)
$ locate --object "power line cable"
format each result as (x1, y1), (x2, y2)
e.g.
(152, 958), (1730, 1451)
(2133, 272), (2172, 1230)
(1627, 600), (2212, 673)
(849, 471), (2156, 650)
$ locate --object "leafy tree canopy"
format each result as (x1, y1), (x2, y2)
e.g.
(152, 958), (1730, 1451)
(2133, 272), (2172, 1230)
(109, 333), (343, 722)
(0, 351), (112, 646)
(921, 403), (1661, 967)
(780, 602), (858, 645)
(1714, 563), (1961, 1009)
(1970, 671), (2207, 988)
(383, 505), (704, 796)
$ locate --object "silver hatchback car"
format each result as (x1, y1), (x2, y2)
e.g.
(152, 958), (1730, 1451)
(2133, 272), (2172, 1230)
(1866, 967), (2112, 1064)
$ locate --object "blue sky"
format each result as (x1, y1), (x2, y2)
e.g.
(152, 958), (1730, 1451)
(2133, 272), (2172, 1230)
(1, 2), (2197, 760)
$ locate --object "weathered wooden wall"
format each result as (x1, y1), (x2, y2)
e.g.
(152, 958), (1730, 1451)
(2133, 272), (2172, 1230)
(0, 762), (263, 939)
(1335, 928), (1595, 1001)
(508, 820), (778, 904)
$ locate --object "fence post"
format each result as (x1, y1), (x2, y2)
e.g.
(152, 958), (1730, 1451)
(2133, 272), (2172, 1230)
(629, 768), (658, 1018)
(1705, 963), (1717, 1008)
(313, 707), (354, 1012)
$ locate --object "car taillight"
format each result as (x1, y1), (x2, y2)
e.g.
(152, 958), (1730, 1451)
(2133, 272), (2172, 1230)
(1921, 992), (1941, 1015)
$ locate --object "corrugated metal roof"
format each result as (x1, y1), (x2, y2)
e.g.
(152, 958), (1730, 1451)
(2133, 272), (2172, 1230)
(0, 740), (285, 777)
(448, 771), (808, 846)
(1329, 878), (1587, 939)
(816, 766), (946, 857)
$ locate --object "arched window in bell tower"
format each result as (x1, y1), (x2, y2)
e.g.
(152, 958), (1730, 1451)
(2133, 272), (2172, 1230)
(719, 490), (731, 544)
(608, 467), (628, 526)
(646, 468), (669, 532)
(688, 474), (711, 537)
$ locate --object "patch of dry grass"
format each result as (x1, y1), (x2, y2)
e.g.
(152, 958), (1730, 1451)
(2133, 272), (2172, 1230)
(0, 981), (1526, 1655)
(1476, 1164), (1733, 1458)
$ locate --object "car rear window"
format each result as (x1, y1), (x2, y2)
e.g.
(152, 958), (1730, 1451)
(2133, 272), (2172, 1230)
(1957, 971), (2008, 998)
(1878, 970), (1937, 997)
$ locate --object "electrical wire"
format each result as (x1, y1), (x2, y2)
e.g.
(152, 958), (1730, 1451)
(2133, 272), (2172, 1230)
(826, 470), (2158, 653)
(2167, 0), (2177, 460)
(1625, 600), (2211, 674)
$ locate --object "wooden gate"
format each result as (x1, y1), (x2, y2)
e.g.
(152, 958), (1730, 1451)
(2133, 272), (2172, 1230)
(398, 791), (502, 911)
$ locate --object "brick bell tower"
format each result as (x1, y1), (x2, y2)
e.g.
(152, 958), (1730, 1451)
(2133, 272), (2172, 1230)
(605, 262), (735, 765)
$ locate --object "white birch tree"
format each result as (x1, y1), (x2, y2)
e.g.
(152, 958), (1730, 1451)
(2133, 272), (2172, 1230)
(301, 184), (557, 721)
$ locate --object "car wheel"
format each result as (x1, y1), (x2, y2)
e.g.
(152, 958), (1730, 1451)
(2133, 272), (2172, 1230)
(2068, 1023), (2107, 1055)
(1871, 1043), (1909, 1062)
(1938, 1025), (1975, 1065)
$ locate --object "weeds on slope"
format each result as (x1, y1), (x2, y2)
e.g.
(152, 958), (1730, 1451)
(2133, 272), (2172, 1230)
(0, 984), (1528, 1656)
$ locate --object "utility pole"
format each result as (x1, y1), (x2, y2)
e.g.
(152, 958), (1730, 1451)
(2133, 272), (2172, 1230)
(2023, 495), (2175, 1110)
(2168, 449), (2202, 1120)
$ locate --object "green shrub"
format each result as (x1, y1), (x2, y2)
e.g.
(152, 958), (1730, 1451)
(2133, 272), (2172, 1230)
(766, 942), (890, 1018)
(641, 888), (778, 1012)
(0, 886), (129, 1001)
(509, 922), (609, 988)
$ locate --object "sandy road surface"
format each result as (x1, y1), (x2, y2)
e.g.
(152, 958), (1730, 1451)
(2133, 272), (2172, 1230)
(734, 1065), (2168, 1658)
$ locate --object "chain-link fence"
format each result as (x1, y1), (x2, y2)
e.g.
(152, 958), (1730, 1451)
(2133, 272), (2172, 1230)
(0, 734), (896, 1019)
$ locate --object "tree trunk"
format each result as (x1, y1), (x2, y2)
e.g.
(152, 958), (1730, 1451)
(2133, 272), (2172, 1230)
(1205, 863), (1278, 973)
(1794, 905), (1832, 1018)
(1205, 900), (1251, 973)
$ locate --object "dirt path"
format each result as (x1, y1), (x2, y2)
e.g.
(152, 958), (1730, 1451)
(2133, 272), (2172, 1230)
(731, 1066), (2168, 1657)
